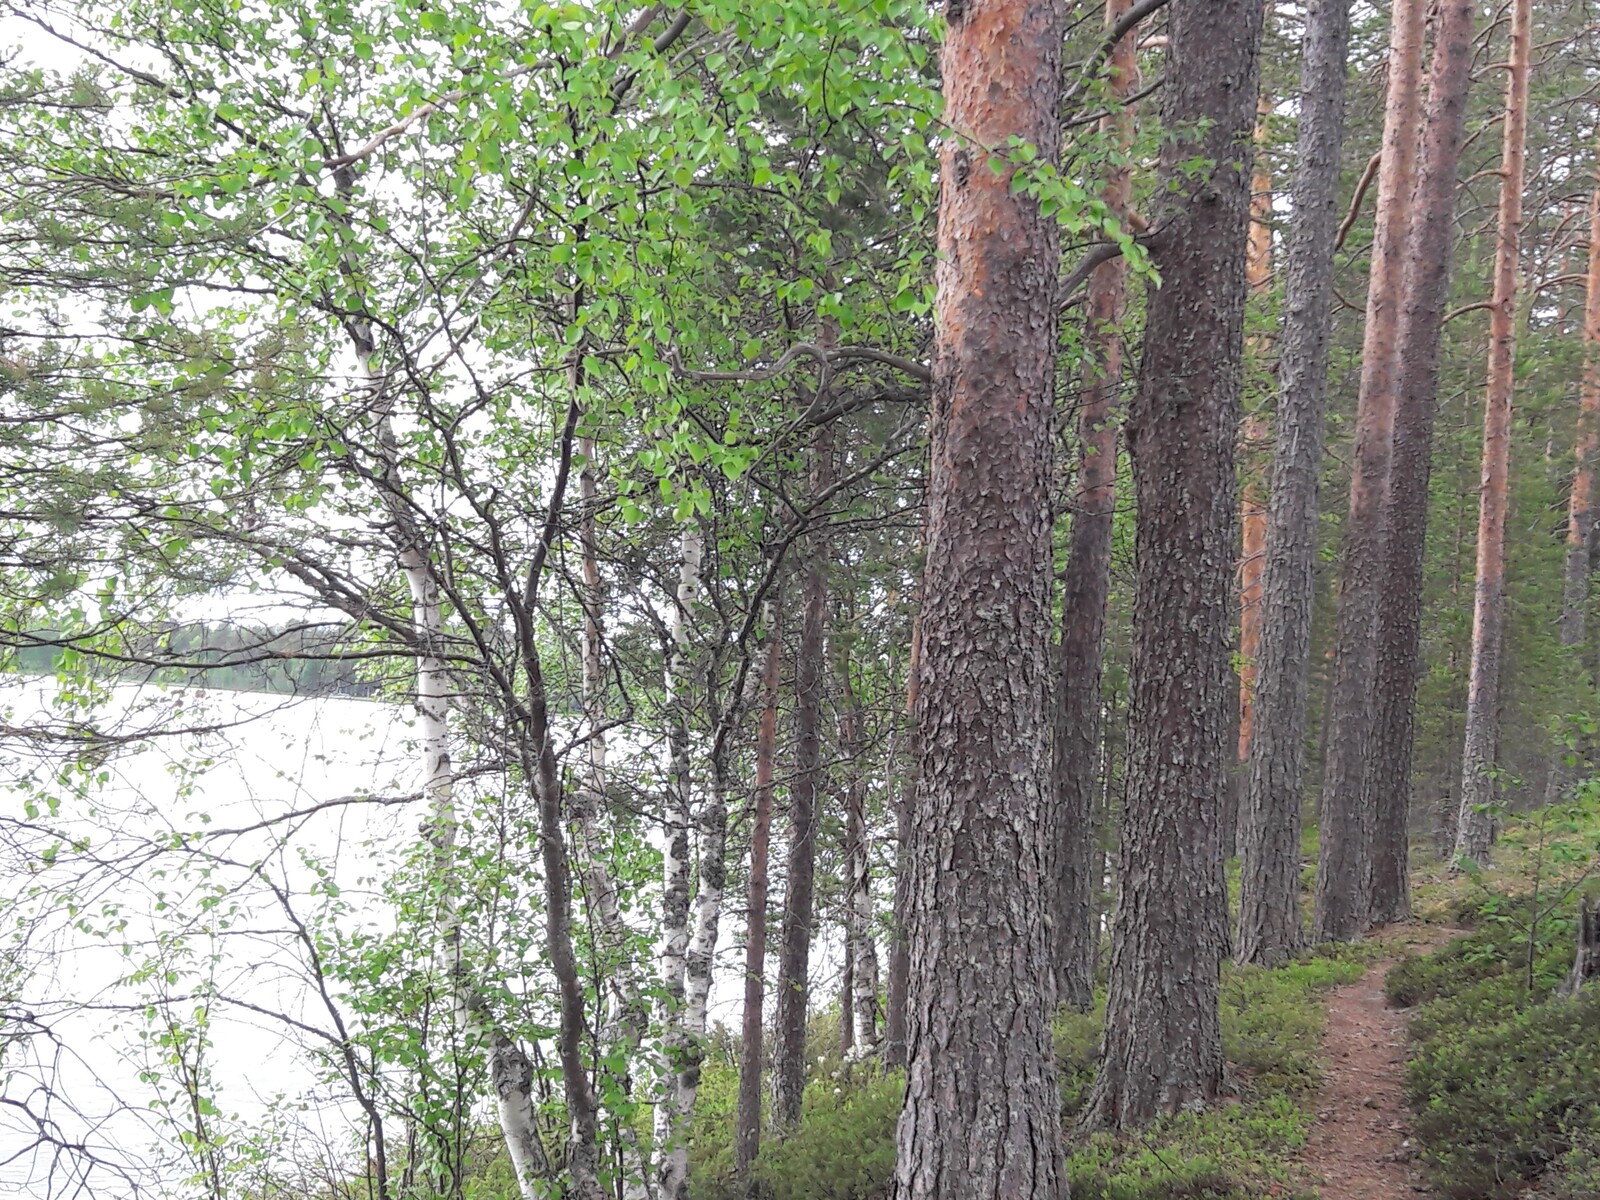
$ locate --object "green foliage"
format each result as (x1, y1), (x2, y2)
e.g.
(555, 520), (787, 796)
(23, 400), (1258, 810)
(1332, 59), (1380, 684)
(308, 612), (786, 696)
(691, 949), (1360, 1199)
(1397, 799), (1600, 1200)
(1407, 989), (1600, 1199)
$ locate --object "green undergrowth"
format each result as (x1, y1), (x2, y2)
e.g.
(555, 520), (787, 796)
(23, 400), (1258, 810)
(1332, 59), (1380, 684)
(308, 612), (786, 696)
(691, 950), (1369, 1200)
(1391, 794), (1600, 1200)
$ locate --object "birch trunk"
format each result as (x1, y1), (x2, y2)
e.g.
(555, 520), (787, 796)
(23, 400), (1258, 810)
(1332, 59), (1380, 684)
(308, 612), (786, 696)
(568, 431), (654, 1200)
(1455, 0), (1530, 867)
(654, 521), (704, 1195)
(355, 323), (553, 1198)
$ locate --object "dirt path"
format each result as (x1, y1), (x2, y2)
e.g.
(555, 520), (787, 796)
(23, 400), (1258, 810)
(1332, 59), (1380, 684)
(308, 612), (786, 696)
(1302, 925), (1457, 1200)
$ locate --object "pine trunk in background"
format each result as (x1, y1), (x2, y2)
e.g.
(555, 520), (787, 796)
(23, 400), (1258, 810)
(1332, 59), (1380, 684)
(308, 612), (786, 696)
(734, 606), (782, 1180)
(1547, 177), (1600, 803)
(1455, 0), (1530, 867)
(835, 641), (881, 1054)
(1237, 92), (1275, 774)
(772, 424), (833, 1132)
(1313, 0), (1425, 943)
(892, 0), (1066, 1191)
(1236, 0), (1353, 966)
(1082, 0), (1263, 1131)
(1366, 0), (1478, 918)
(882, 610), (919, 1071)
(1053, 0), (1137, 1014)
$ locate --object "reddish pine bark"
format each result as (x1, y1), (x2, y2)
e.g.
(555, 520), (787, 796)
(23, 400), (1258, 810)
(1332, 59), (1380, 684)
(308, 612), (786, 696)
(1550, 179), (1600, 799)
(1313, 0), (1426, 942)
(1237, 94), (1275, 767)
(893, 0), (1066, 1192)
(1365, 0), (1478, 918)
(1454, 0), (1530, 866)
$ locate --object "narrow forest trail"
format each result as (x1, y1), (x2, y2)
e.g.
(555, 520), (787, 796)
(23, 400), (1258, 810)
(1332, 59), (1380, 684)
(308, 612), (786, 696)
(1303, 925), (1459, 1200)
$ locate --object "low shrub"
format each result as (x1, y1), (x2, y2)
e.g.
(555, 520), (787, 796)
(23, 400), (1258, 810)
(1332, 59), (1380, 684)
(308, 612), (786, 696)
(691, 947), (1360, 1198)
(1407, 989), (1600, 1199)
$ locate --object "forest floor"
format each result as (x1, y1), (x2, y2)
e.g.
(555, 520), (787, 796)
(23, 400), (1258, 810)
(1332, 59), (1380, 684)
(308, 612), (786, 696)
(1303, 924), (1460, 1200)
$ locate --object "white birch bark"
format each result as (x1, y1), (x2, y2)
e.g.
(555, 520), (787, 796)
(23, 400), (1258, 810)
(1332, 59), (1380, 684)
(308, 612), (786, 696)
(654, 521), (704, 1200)
(356, 334), (551, 1197)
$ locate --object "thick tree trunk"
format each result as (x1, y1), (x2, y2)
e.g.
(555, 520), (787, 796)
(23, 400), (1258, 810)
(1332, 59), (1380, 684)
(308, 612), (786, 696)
(735, 609), (782, 1179)
(1454, 0), (1529, 867)
(772, 424), (832, 1133)
(1053, 0), (1136, 1014)
(1313, 0), (1426, 943)
(1082, 0), (1263, 1132)
(892, 0), (1066, 1194)
(1366, 0), (1477, 918)
(1236, 0), (1353, 966)
(1549, 182), (1600, 803)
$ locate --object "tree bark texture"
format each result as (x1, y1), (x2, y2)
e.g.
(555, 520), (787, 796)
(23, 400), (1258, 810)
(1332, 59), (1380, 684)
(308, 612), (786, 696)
(735, 609), (782, 1179)
(835, 643), (881, 1054)
(1053, 0), (1136, 1014)
(1454, 0), (1528, 867)
(772, 424), (832, 1132)
(882, 612), (919, 1071)
(892, 0), (1066, 1194)
(1313, 0), (1425, 943)
(1547, 171), (1600, 802)
(1363, 0), (1472, 921)
(1082, 0), (1263, 1132)
(1365, 0), (1477, 919)
(1237, 91), (1275, 770)
(655, 522), (704, 1198)
(1236, 0), (1353, 966)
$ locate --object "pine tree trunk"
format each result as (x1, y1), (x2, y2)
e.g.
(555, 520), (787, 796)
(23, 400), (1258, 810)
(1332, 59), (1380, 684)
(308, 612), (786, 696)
(735, 608), (782, 1179)
(1313, 0), (1426, 943)
(1547, 177), (1600, 803)
(1236, 0), (1353, 966)
(882, 613), (919, 1071)
(835, 644), (880, 1054)
(1053, 0), (1137, 1014)
(1455, 0), (1529, 867)
(1366, 0), (1477, 920)
(772, 424), (832, 1132)
(1082, 0), (1263, 1132)
(1237, 90), (1275, 772)
(892, 0), (1066, 1193)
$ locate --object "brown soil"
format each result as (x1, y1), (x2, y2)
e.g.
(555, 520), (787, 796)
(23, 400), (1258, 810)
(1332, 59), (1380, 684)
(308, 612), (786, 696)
(1302, 924), (1460, 1200)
